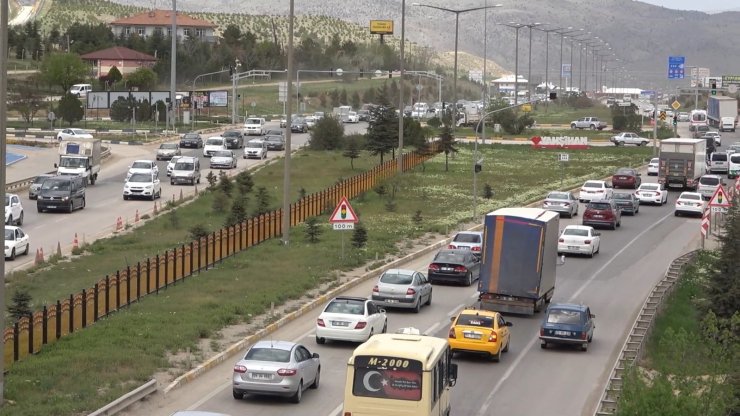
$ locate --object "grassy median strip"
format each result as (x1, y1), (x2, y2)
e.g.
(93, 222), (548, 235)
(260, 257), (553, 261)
(3, 144), (650, 416)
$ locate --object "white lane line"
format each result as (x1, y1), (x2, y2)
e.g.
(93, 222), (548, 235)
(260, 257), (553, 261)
(447, 303), (466, 318)
(469, 292), (479, 299)
(475, 209), (675, 415)
(424, 322), (441, 336)
(327, 402), (344, 416)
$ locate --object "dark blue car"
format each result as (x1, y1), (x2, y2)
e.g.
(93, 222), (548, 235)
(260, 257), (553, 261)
(539, 303), (595, 351)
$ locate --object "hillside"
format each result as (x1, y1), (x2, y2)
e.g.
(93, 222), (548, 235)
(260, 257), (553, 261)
(106, 0), (740, 88)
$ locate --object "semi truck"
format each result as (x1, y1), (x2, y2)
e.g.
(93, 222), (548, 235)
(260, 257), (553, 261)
(478, 207), (559, 315)
(707, 96), (737, 131)
(658, 138), (707, 190)
(56, 137), (102, 185)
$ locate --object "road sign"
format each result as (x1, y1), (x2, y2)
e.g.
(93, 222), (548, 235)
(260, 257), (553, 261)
(561, 63), (572, 79)
(710, 206), (728, 213)
(671, 100), (681, 110)
(559, 153), (569, 162)
(329, 196), (359, 224)
(333, 223), (355, 230)
(659, 111), (666, 121)
(668, 56), (685, 79)
(708, 186), (731, 207)
(701, 209), (710, 237)
(278, 82), (288, 103)
(521, 104), (532, 112)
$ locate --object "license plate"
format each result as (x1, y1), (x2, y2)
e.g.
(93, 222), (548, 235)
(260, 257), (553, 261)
(48, 205), (56, 209)
(463, 332), (481, 339)
(385, 299), (398, 303)
(332, 321), (349, 327)
(251, 373), (272, 380)
(458, 246), (470, 250)
(593, 215), (603, 218)
(568, 246), (579, 250)
(554, 330), (571, 336)
(619, 176), (627, 180)
(643, 193), (653, 197)
(442, 267), (453, 271)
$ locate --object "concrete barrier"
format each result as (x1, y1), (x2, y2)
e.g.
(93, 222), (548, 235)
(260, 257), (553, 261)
(88, 379), (157, 416)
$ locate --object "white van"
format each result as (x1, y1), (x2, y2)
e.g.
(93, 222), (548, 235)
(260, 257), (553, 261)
(69, 84), (92, 97)
(720, 117), (736, 132)
(697, 175), (723, 200)
(708, 152), (729, 174)
(243, 117), (265, 136)
(728, 153), (740, 179)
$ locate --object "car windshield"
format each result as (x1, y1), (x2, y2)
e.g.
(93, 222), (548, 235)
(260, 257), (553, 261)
(33, 176), (50, 184)
(206, 138), (223, 145)
(380, 272), (414, 285)
(711, 154), (727, 161)
(293, 118), (305, 123)
(546, 309), (583, 324)
(169, 156), (182, 164)
(613, 193), (632, 200)
(41, 180), (69, 191)
(700, 177), (720, 186)
(174, 162), (194, 171)
(59, 158), (87, 168)
(183, 133), (199, 139)
(731, 155), (740, 163)
(453, 233), (481, 243)
(5, 229), (14, 241)
(160, 143), (177, 149)
(680, 193), (701, 200)
(583, 182), (603, 188)
(547, 192), (569, 200)
(247, 141), (263, 148)
(434, 251), (466, 263)
(563, 228), (589, 237)
(266, 136), (282, 142)
(650, 158), (659, 163)
(456, 314), (494, 328)
(213, 151), (231, 157)
(588, 202), (611, 210)
(325, 300), (365, 315)
(128, 173), (152, 183)
(615, 168), (634, 175)
(245, 347), (291, 363)
(223, 131), (241, 137)
(131, 162), (151, 169)
(246, 119), (261, 125)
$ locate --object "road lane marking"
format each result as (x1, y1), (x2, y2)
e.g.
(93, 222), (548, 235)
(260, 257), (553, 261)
(447, 303), (466, 318)
(424, 322), (440, 336)
(475, 209), (675, 415)
(328, 402), (344, 416)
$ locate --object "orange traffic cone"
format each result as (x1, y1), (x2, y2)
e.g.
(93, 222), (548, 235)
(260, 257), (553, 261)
(34, 249), (41, 265)
(73, 233), (79, 250)
(116, 216), (123, 231)
(135, 209), (140, 223)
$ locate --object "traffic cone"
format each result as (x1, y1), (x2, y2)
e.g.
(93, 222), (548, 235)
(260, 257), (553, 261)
(57, 241), (62, 256)
(34, 249), (41, 265)
(73, 233), (79, 250)
(179, 189), (184, 201)
(116, 216), (123, 231)
(39, 247), (44, 262)
(153, 201), (158, 215)
(194, 185), (198, 195)
(135, 209), (140, 223)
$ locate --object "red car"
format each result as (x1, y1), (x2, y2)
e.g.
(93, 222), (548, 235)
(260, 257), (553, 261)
(611, 167), (642, 189)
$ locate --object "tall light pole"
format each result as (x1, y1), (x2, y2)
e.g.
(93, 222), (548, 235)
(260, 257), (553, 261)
(534, 26), (562, 105)
(282, 0), (295, 245)
(525, 23), (541, 101)
(412, 2), (501, 127)
(0, 0), (8, 402)
(398, 0), (405, 175)
(501, 23), (525, 106)
(169, 0), (177, 132)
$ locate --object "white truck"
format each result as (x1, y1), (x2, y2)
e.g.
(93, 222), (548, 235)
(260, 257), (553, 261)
(56, 137), (102, 185)
(707, 96), (737, 131)
(456, 103), (482, 127)
(332, 105), (352, 122)
(570, 117), (608, 130)
(658, 138), (707, 190)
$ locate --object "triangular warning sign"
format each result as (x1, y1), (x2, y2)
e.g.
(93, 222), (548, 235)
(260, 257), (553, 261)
(329, 196), (359, 223)
(708, 186), (732, 207)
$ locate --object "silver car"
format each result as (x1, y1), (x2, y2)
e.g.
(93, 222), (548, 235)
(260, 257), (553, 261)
(232, 340), (320, 403)
(371, 268), (432, 312)
(209, 150), (237, 169)
(543, 191), (579, 218)
(156, 143), (181, 160)
(28, 174), (55, 200)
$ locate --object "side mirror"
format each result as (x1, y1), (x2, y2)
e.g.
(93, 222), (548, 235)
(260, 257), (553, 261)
(449, 363), (459, 386)
(506, 321), (513, 327)
(312, 352), (320, 359)
(590, 314), (596, 319)
(450, 316), (456, 322)
(53, 163), (58, 168)
(378, 308), (386, 314)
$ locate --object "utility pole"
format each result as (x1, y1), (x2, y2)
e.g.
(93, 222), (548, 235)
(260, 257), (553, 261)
(169, 0), (177, 133)
(0, 0), (9, 402)
(282, 0), (295, 245)
(397, 0), (405, 175)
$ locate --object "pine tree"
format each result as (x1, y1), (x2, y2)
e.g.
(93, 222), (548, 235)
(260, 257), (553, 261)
(705, 200), (740, 318)
(8, 289), (32, 321)
(225, 195), (248, 227)
(235, 170), (254, 195)
(254, 186), (271, 216)
(218, 172), (233, 197)
(351, 222), (368, 248)
(304, 217), (322, 243)
(342, 136), (361, 169)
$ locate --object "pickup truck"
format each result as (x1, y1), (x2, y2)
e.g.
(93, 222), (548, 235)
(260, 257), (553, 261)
(610, 132), (649, 146)
(570, 117), (608, 130)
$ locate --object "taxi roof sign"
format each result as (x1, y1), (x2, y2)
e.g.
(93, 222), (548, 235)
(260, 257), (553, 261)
(329, 196), (359, 223)
(708, 186), (731, 207)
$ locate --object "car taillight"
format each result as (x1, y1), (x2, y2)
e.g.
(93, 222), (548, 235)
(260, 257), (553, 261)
(429, 264), (440, 271)
(234, 365), (247, 373)
(406, 288), (416, 295)
(581, 332), (588, 340)
(454, 266), (467, 272)
(277, 368), (297, 376)
(472, 246), (481, 252)
(559, 238), (564, 243)
(448, 328), (456, 339)
(448, 244), (456, 249)
(355, 322), (367, 329)
(317, 319), (325, 327)
(597, 189), (604, 193)
(373, 285), (379, 293)
(584, 240), (591, 244)
(539, 328), (544, 336)
(488, 332), (498, 342)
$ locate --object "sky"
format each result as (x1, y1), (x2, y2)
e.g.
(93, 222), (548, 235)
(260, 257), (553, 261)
(638, 0), (740, 12)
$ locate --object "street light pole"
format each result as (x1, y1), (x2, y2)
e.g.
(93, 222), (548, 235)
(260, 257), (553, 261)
(169, 0), (177, 132)
(398, 0), (405, 175)
(501, 23), (524, 106)
(282, 0), (295, 245)
(0, 0), (9, 402)
(535, 26), (563, 106)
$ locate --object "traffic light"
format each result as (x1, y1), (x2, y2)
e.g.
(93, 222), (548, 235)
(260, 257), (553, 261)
(711, 81), (717, 96)
(474, 161), (482, 173)
(388, 70), (392, 79)
(549, 92), (557, 100)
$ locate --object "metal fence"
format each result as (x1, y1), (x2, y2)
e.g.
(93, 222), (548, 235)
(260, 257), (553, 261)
(3, 144), (440, 366)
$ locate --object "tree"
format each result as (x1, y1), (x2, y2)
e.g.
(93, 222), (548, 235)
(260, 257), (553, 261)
(705, 200), (740, 319)
(309, 116), (344, 150)
(235, 170), (255, 195)
(225, 195), (249, 227)
(40, 53), (88, 93)
(8, 78), (44, 125)
(350, 91), (362, 109)
(110, 97), (133, 122)
(366, 105), (398, 163)
(351, 222), (368, 248)
(254, 186), (271, 216)
(57, 93), (84, 126)
(218, 171), (233, 196)
(304, 217), (322, 243)
(107, 66), (123, 86)
(8, 289), (32, 321)
(342, 135), (361, 169)
(438, 113), (458, 171)
(126, 67), (157, 91)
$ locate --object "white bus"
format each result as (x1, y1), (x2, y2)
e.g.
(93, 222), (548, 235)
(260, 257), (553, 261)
(342, 332), (458, 416)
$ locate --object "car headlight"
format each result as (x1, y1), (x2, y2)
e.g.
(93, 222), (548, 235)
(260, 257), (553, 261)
(145, 185), (152, 190)
(62, 196), (69, 201)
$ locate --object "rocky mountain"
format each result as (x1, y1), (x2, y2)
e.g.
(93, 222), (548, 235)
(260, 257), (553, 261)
(116, 0), (740, 89)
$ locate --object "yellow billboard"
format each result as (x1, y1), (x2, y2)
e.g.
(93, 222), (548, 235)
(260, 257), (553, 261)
(370, 20), (394, 35)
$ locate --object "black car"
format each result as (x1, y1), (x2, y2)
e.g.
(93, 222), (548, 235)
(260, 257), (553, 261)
(264, 135), (285, 151)
(357, 109), (371, 121)
(540, 303), (595, 351)
(264, 129), (284, 137)
(613, 192), (640, 215)
(222, 130), (244, 149)
(427, 249), (481, 286)
(291, 118), (308, 133)
(179, 132), (203, 148)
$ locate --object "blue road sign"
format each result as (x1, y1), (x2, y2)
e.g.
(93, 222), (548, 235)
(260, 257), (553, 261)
(561, 63), (571, 79)
(668, 56), (685, 79)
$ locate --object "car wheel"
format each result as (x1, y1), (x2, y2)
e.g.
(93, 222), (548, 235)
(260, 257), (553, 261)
(503, 338), (510, 353)
(37, 207), (42, 213)
(315, 336), (325, 345)
(425, 291), (432, 306)
(290, 381), (303, 403)
(310, 368), (320, 389)
(413, 299), (421, 313)
(123, 195), (129, 200)
(9, 249), (15, 261)
(590, 125), (596, 130)
(465, 272), (473, 287)
(570, 124), (576, 129)
(611, 222), (616, 230)
(541, 341), (548, 349)
(233, 389), (243, 400)
(23, 244), (29, 255)
(674, 211), (680, 217)
(589, 247), (595, 258)
(588, 333), (593, 343)
(171, 180), (175, 185)
(490, 346), (502, 362)
(382, 320), (387, 333)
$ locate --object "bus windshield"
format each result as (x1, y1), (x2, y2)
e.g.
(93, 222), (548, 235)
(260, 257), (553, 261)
(352, 356), (423, 401)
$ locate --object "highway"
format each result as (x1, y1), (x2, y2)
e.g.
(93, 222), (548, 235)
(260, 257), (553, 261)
(119, 123), (739, 416)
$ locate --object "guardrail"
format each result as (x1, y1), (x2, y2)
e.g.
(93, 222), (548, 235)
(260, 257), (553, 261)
(593, 249), (698, 415)
(4, 147), (112, 193)
(88, 379), (157, 416)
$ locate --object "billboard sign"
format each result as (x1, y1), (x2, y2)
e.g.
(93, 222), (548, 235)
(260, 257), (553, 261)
(722, 75), (740, 85)
(86, 92), (109, 109)
(209, 90), (228, 107)
(370, 20), (394, 35)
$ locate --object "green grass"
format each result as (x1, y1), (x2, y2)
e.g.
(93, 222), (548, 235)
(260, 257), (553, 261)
(530, 105), (613, 125)
(3, 144), (651, 416)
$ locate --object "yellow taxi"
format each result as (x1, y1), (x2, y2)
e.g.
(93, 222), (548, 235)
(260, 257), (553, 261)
(448, 308), (513, 362)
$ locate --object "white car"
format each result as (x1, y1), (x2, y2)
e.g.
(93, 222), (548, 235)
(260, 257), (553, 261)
(448, 231), (483, 255)
(578, 180), (613, 203)
(203, 136), (227, 157)
(635, 183), (668, 205)
(305, 116), (317, 129)
(647, 158), (660, 176)
(123, 172), (161, 200)
(209, 150), (237, 169)
(696, 174), (723, 200)
(127, 160), (159, 180)
(166, 156), (183, 176)
(5, 225), (30, 260)
(5, 194), (23, 226)
(315, 296), (387, 344)
(244, 139), (268, 160)
(56, 128), (93, 142)
(674, 192), (705, 217)
(345, 111), (360, 123)
(557, 225), (601, 257)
